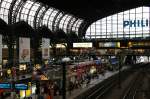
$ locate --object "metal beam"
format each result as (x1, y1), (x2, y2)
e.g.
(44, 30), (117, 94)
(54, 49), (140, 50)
(26, 1), (36, 27)
(8, 0), (17, 24)
(55, 13), (65, 31)
(33, 4), (43, 29)
(62, 15), (69, 33)
(46, 8), (55, 30)
(11, 0), (24, 23)
(51, 11), (62, 31)
(66, 16), (73, 33)
(37, 6), (49, 28)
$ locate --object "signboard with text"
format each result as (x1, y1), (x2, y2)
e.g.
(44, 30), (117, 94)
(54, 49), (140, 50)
(99, 42), (120, 48)
(0, 83), (11, 89)
(0, 83), (28, 90)
(73, 42), (93, 48)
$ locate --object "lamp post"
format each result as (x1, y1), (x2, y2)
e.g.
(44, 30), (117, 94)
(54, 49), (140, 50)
(118, 55), (121, 89)
(62, 57), (71, 99)
(118, 51), (123, 89)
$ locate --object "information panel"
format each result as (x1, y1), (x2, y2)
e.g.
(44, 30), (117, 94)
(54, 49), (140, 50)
(73, 42), (92, 48)
(99, 42), (120, 48)
(0, 83), (11, 89)
(15, 84), (28, 90)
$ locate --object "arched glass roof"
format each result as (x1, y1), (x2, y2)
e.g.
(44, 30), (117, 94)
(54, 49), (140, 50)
(86, 6), (150, 39)
(0, 0), (13, 23)
(0, 0), (84, 35)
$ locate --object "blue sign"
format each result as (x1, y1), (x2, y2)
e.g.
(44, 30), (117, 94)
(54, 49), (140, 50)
(0, 83), (11, 89)
(15, 84), (28, 90)
(110, 58), (118, 65)
(123, 19), (149, 28)
(95, 60), (101, 65)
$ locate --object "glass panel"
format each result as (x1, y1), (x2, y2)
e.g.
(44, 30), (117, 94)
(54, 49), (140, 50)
(0, 0), (13, 23)
(75, 20), (83, 33)
(63, 15), (72, 32)
(136, 7), (143, 13)
(85, 6), (150, 39)
(143, 6), (149, 13)
(53, 12), (63, 30)
(48, 10), (59, 30)
(20, 0), (34, 21)
(28, 3), (40, 26)
(130, 8), (135, 14)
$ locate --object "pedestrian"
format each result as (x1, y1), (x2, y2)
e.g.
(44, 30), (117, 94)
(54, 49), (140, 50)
(47, 85), (52, 99)
(68, 80), (74, 95)
(43, 84), (48, 98)
(53, 82), (59, 96)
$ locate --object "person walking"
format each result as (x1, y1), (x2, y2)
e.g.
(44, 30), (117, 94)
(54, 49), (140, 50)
(68, 80), (74, 95)
(47, 85), (52, 99)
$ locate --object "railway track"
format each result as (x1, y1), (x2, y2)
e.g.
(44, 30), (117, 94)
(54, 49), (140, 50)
(86, 68), (135, 99)
(121, 64), (150, 99)
(121, 71), (143, 99)
(86, 77), (117, 99)
(84, 63), (150, 99)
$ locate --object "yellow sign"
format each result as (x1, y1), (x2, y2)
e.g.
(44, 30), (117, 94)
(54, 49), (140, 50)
(20, 90), (25, 98)
(26, 89), (31, 97)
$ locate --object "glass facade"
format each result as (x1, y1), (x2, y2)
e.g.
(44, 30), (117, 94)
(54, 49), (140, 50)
(0, 0), (84, 35)
(86, 6), (150, 39)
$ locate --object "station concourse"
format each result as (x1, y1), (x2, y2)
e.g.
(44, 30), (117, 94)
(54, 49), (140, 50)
(0, 0), (150, 99)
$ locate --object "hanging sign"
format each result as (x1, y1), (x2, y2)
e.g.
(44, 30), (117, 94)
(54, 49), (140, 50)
(0, 35), (2, 75)
(42, 38), (50, 59)
(19, 37), (30, 63)
(15, 84), (28, 90)
(0, 83), (11, 89)
(73, 42), (92, 48)
(0, 35), (2, 64)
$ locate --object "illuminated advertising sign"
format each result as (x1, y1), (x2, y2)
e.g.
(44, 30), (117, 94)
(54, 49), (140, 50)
(26, 89), (31, 97)
(19, 64), (26, 71)
(129, 42), (150, 47)
(0, 83), (28, 90)
(123, 19), (149, 28)
(104, 42), (115, 47)
(73, 42), (92, 48)
(20, 90), (25, 98)
(99, 42), (120, 48)
(56, 43), (66, 48)
(0, 83), (11, 89)
(15, 84), (28, 90)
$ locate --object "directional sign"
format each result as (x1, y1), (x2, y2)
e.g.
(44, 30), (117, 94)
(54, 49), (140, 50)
(15, 84), (28, 90)
(0, 83), (11, 89)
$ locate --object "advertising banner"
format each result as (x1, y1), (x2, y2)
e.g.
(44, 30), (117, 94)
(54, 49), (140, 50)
(19, 38), (30, 63)
(0, 35), (2, 75)
(0, 35), (2, 64)
(42, 38), (50, 59)
(99, 42), (120, 48)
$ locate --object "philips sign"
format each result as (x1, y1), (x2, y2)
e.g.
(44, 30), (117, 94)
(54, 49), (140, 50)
(123, 19), (149, 28)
